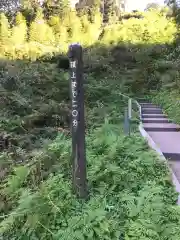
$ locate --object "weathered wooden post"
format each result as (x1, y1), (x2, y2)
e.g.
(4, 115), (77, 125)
(68, 43), (87, 199)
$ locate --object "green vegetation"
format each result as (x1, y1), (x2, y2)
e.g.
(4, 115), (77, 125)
(151, 44), (180, 123)
(1, 1), (180, 239)
(1, 126), (179, 239)
(0, 7), (176, 59)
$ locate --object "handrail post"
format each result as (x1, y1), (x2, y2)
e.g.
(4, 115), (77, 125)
(139, 106), (142, 120)
(128, 98), (132, 120)
(124, 107), (130, 136)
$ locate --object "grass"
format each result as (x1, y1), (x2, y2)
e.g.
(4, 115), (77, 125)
(0, 124), (179, 239)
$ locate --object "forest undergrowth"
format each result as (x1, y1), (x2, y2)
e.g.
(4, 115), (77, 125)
(1, 6), (180, 240)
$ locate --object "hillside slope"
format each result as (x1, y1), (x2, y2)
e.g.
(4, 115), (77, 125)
(1, 7), (180, 240)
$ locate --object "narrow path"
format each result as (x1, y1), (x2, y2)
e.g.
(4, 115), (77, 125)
(140, 102), (180, 183)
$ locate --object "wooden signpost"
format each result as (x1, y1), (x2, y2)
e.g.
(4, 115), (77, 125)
(68, 43), (87, 199)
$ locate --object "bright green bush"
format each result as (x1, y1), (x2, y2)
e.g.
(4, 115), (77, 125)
(29, 8), (55, 45)
(48, 15), (68, 46)
(0, 13), (11, 46)
(11, 12), (27, 45)
(67, 10), (83, 43)
(0, 8), (177, 60)
(0, 42), (60, 60)
(79, 14), (96, 45)
(101, 11), (176, 45)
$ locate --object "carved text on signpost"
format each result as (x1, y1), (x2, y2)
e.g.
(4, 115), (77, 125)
(70, 60), (78, 128)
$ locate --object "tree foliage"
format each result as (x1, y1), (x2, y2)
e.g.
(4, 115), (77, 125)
(145, 2), (160, 11)
(29, 7), (55, 45)
(0, 0), (19, 12)
(11, 12), (27, 44)
(0, 8), (177, 59)
(0, 13), (10, 45)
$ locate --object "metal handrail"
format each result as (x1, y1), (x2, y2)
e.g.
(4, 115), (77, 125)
(118, 93), (142, 121)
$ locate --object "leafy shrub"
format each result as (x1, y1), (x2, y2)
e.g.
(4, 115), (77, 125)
(0, 124), (179, 239)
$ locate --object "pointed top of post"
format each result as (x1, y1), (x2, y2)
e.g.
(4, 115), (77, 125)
(68, 43), (83, 62)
